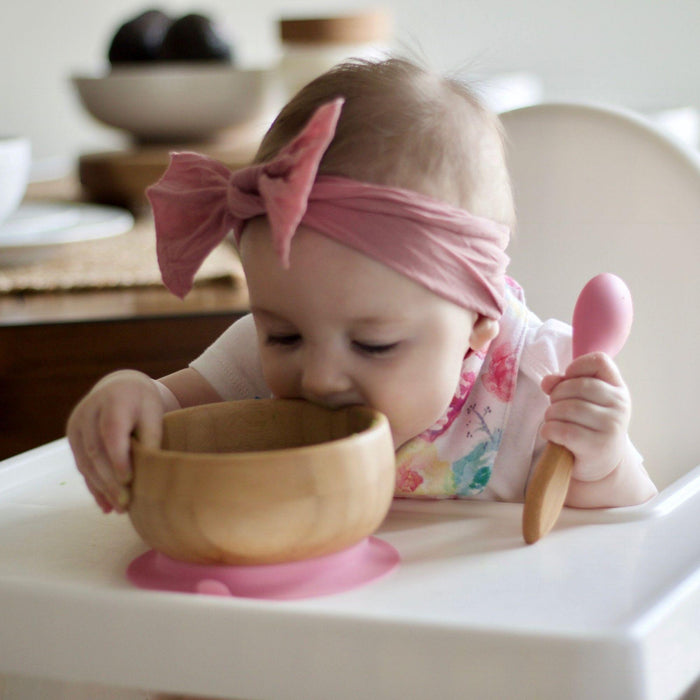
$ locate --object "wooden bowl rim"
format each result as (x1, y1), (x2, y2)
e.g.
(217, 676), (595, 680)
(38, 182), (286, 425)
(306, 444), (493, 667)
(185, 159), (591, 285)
(130, 399), (392, 463)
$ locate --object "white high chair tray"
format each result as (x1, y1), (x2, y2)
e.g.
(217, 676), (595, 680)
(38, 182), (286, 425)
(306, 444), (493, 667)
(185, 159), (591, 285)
(1, 439), (699, 700)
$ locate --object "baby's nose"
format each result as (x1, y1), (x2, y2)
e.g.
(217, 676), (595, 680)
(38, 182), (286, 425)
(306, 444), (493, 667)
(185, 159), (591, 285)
(300, 349), (352, 403)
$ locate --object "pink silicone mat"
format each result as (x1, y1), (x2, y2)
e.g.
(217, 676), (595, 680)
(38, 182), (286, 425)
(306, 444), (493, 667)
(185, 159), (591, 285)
(127, 536), (400, 600)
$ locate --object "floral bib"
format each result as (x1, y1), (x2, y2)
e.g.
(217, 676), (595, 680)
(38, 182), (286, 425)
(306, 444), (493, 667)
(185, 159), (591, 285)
(395, 278), (529, 498)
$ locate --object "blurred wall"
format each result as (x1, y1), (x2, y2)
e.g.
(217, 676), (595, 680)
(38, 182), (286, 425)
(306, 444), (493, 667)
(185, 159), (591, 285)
(1, 0), (698, 164)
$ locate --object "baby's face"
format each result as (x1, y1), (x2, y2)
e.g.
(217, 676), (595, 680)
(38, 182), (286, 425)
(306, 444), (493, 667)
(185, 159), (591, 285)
(240, 220), (479, 448)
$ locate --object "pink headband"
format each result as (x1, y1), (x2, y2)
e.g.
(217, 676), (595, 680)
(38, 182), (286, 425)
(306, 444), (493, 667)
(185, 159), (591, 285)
(147, 98), (510, 318)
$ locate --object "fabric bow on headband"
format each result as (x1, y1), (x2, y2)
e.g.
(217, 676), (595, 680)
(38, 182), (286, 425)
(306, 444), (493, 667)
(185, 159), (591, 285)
(147, 97), (510, 319)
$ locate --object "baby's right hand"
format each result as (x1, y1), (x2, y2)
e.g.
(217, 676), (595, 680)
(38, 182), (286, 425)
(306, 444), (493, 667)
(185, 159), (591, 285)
(67, 370), (167, 514)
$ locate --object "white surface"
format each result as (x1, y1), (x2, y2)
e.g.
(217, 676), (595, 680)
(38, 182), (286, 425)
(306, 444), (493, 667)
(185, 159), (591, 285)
(0, 201), (133, 266)
(0, 439), (699, 700)
(4, 0), (700, 162)
(501, 102), (700, 491)
(0, 137), (30, 225)
(72, 65), (281, 143)
(478, 72), (543, 113)
(650, 106), (700, 150)
(0, 676), (149, 700)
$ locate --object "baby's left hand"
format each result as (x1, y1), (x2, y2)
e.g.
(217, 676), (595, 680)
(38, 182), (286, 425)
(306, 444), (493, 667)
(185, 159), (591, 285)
(540, 352), (630, 482)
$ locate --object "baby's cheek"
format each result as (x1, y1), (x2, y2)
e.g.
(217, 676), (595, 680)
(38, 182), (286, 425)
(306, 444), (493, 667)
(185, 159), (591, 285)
(259, 356), (298, 399)
(381, 388), (451, 448)
(395, 369), (464, 445)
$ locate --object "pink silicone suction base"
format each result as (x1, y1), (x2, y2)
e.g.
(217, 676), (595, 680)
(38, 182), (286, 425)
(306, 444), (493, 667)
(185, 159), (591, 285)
(127, 536), (400, 600)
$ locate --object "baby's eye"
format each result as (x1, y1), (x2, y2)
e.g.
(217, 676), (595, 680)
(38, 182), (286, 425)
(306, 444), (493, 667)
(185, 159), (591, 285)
(352, 340), (399, 356)
(265, 333), (301, 347)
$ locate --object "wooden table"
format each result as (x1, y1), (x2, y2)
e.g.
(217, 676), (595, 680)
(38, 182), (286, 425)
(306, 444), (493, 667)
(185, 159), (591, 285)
(0, 283), (249, 460)
(0, 177), (249, 459)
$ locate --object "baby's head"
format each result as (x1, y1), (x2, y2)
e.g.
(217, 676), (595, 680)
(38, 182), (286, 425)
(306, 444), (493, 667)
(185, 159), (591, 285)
(148, 57), (514, 448)
(233, 60), (514, 446)
(256, 57), (515, 229)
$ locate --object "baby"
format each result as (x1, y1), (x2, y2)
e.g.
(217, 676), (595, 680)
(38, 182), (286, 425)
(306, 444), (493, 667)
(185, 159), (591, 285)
(67, 58), (657, 515)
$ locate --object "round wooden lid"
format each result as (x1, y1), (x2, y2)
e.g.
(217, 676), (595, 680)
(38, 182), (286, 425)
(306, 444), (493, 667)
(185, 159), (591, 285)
(279, 10), (391, 45)
(78, 137), (256, 213)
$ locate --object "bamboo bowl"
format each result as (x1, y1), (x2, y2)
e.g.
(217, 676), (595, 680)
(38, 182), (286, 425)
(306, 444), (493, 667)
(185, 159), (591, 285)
(128, 399), (396, 565)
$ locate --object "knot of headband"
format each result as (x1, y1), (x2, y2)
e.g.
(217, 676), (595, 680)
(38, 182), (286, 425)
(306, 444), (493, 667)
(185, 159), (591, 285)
(147, 97), (510, 319)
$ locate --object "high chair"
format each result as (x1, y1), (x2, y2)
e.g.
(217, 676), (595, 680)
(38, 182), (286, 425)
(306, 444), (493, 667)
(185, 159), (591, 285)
(0, 103), (699, 700)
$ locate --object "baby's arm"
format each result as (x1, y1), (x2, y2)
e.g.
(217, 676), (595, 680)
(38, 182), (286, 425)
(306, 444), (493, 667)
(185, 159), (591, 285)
(67, 368), (221, 514)
(540, 352), (657, 507)
(68, 314), (266, 514)
(160, 367), (223, 407)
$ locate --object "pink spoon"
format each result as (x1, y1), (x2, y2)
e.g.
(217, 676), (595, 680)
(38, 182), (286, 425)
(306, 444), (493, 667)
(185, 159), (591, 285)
(522, 273), (633, 544)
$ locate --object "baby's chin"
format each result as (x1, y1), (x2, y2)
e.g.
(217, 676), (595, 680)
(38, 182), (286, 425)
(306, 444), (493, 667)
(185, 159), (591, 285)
(392, 426), (425, 451)
(391, 407), (455, 449)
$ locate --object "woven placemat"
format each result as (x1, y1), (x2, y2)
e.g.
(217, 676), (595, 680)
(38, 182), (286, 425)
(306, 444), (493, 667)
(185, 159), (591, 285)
(0, 218), (243, 294)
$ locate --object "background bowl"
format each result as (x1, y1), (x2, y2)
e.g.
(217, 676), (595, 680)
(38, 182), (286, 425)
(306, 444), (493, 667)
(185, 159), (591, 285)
(128, 399), (396, 565)
(72, 65), (279, 143)
(0, 137), (31, 225)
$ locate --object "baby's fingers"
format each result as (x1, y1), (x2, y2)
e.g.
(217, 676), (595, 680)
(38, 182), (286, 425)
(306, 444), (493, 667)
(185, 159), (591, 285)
(133, 392), (165, 449)
(98, 407), (135, 488)
(66, 370), (168, 514)
(69, 423), (122, 513)
(542, 353), (629, 413)
(98, 393), (164, 509)
(539, 417), (610, 457)
(563, 352), (625, 387)
(541, 373), (565, 396)
(84, 476), (115, 514)
(547, 376), (628, 414)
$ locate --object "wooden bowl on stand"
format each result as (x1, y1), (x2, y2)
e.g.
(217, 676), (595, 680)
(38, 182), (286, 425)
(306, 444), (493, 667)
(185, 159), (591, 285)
(128, 399), (396, 566)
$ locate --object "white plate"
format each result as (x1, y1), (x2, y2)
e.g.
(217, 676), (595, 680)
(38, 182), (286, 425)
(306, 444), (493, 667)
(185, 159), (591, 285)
(0, 201), (133, 266)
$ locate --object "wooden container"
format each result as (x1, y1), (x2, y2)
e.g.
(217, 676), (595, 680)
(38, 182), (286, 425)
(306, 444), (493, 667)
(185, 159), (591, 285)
(277, 10), (392, 97)
(128, 399), (396, 565)
(78, 130), (258, 213)
(279, 11), (392, 45)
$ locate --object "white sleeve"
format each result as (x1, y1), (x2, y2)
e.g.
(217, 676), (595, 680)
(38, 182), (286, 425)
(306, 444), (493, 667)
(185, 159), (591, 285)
(189, 314), (271, 400)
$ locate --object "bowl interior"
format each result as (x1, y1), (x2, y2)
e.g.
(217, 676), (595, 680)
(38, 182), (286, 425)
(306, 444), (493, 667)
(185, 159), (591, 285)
(159, 399), (381, 456)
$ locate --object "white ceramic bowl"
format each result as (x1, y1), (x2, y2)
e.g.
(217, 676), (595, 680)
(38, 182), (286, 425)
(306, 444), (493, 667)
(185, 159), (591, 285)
(72, 65), (279, 143)
(0, 137), (31, 225)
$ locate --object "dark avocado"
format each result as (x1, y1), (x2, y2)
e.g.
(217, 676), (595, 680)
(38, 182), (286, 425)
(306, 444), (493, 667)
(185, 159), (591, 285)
(108, 9), (173, 64)
(158, 13), (233, 62)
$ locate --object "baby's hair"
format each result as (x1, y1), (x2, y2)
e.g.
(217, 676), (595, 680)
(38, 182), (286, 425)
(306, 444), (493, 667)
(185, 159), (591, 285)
(255, 57), (515, 228)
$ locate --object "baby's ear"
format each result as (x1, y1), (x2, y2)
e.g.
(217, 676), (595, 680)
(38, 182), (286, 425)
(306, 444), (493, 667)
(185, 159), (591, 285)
(469, 317), (499, 351)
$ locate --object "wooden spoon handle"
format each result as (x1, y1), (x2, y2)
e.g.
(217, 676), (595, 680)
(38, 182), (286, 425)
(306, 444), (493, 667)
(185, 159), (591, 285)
(522, 442), (575, 544)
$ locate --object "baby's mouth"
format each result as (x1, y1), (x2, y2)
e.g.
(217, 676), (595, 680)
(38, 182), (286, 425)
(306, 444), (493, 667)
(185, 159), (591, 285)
(274, 392), (365, 412)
